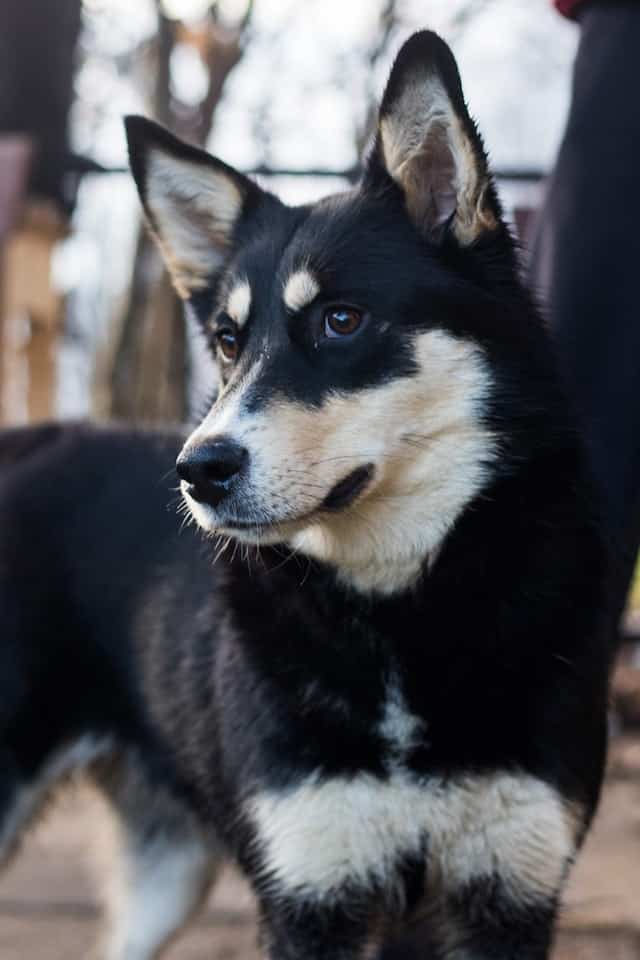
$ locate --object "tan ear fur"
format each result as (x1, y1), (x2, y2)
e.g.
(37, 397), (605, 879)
(377, 34), (498, 246)
(125, 116), (250, 299)
(143, 150), (244, 299)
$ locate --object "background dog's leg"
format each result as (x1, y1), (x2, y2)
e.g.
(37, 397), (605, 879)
(0, 752), (28, 867)
(95, 752), (222, 960)
(0, 739), (113, 867)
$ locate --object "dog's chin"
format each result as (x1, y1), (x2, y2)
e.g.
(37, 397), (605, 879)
(181, 487), (310, 545)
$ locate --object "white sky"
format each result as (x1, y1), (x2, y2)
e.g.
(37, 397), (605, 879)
(208, 0), (578, 172)
(74, 0), (579, 174)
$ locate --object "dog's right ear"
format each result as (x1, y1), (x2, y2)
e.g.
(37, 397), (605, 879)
(125, 116), (259, 299)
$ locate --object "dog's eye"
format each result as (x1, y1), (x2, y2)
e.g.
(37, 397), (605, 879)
(324, 306), (363, 338)
(215, 327), (238, 363)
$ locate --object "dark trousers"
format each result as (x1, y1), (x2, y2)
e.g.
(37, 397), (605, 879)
(531, 0), (640, 633)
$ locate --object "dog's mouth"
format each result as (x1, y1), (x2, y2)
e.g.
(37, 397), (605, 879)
(321, 464), (374, 511)
(200, 463), (375, 536)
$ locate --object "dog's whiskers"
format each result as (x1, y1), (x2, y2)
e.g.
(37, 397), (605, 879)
(213, 536), (233, 565)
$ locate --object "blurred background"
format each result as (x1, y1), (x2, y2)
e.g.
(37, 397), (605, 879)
(1, 2), (640, 959)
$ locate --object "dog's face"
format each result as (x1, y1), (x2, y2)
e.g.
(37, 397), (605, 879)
(127, 32), (512, 594)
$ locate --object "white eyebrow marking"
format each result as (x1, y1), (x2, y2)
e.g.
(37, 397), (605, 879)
(283, 268), (320, 313)
(226, 279), (252, 328)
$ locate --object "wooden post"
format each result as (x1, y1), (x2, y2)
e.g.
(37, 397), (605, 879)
(0, 134), (33, 422)
(0, 200), (68, 424)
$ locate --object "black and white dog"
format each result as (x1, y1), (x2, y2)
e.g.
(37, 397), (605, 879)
(0, 31), (611, 960)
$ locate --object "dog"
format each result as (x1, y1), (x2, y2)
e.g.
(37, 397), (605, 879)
(0, 30), (611, 960)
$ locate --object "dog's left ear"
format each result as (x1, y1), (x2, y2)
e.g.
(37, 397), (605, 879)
(366, 31), (499, 245)
(125, 116), (262, 299)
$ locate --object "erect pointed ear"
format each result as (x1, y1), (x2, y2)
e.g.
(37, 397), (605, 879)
(367, 31), (500, 246)
(125, 116), (259, 299)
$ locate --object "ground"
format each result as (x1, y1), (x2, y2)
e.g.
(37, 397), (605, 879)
(1, 639), (639, 959)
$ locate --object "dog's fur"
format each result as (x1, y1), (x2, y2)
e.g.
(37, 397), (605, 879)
(0, 31), (611, 960)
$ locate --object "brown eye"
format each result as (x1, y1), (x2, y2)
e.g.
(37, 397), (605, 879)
(324, 306), (363, 338)
(216, 329), (238, 362)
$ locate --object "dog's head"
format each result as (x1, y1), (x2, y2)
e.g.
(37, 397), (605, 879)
(126, 31), (520, 594)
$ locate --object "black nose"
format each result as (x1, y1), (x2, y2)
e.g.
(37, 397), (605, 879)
(176, 437), (248, 507)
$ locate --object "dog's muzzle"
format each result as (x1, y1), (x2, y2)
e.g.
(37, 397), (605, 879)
(176, 437), (248, 507)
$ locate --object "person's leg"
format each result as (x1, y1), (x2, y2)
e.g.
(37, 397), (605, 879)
(530, 1), (640, 637)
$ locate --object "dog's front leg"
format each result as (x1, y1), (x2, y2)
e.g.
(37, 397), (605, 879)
(258, 897), (380, 960)
(436, 881), (559, 960)
(378, 776), (582, 960)
(426, 774), (582, 960)
(378, 887), (558, 960)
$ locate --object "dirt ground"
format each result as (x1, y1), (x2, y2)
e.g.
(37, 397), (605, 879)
(2, 656), (640, 959)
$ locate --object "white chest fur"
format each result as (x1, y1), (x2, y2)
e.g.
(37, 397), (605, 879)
(247, 769), (577, 908)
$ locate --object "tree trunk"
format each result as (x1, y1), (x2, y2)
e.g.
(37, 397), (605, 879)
(108, 4), (252, 424)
